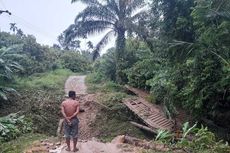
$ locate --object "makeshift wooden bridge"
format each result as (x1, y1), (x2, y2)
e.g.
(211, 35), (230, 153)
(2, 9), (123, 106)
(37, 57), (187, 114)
(123, 86), (174, 132)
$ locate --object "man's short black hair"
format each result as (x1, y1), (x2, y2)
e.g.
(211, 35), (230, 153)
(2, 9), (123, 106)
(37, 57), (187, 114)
(68, 91), (76, 99)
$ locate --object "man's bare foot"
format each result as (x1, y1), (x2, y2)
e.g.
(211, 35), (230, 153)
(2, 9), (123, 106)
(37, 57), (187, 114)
(73, 148), (79, 152)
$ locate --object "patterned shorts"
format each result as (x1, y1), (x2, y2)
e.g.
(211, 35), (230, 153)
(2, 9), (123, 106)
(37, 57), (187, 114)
(64, 117), (79, 139)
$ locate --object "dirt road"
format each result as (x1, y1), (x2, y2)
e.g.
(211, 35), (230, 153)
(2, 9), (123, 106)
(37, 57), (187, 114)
(54, 76), (139, 153)
(64, 76), (87, 95)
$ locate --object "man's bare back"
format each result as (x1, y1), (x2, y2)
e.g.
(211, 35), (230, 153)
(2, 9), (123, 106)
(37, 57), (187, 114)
(61, 99), (79, 118)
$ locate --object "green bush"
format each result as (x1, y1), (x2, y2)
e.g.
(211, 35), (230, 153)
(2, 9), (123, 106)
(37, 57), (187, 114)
(86, 72), (104, 84)
(60, 51), (91, 72)
(126, 59), (156, 89)
(93, 49), (116, 81)
(154, 122), (230, 153)
(0, 113), (32, 142)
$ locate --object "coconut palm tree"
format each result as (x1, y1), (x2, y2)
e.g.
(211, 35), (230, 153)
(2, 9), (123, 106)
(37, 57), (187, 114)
(64, 0), (148, 82)
(10, 23), (18, 34)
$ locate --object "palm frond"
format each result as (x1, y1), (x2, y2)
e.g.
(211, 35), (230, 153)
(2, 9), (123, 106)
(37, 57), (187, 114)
(126, 21), (146, 37)
(4, 65), (13, 73)
(106, 0), (119, 16)
(210, 50), (230, 66)
(65, 0), (148, 55)
(2, 87), (17, 93)
(75, 6), (117, 23)
(71, 0), (100, 5)
(203, 0), (230, 20)
(126, 0), (145, 16)
(0, 86), (19, 100)
(0, 91), (7, 100)
(8, 61), (24, 71)
(131, 10), (148, 22)
(208, 10), (230, 20)
(0, 47), (8, 56)
(0, 46), (23, 79)
(169, 40), (194, 48)
(0, 45), (23, 61)
(66, 20), (114, 42)
(72, 0), (119, 19)
(63, 24), (81, 43)
(93, 30), (115, 60)
(126, 22), (154, 51)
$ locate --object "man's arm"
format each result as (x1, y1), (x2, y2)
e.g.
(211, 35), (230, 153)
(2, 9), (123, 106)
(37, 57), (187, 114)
(61, 105), (70, 123)
(69, 102), (80, 119)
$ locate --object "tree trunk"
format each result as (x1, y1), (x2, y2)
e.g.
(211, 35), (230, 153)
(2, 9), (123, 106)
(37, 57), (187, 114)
(115, 28), (126, 83)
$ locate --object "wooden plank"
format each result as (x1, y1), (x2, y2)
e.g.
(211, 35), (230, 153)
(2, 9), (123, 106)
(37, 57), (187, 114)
(123, 97), (174, 131)
(149, 114), (162, 120)
(155, 117), (168, 124)
(157, 119), (171, 126)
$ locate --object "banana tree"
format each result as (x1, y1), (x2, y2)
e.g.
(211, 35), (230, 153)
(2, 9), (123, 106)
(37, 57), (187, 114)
(0, 46), (23, 100)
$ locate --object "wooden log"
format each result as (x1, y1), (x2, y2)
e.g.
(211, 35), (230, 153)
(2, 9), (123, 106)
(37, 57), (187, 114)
(56, 119), (64, 137)
(130, 121), (157, 134)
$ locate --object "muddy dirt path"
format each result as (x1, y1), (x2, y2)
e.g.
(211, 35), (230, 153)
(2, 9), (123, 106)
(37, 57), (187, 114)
(65, 76), (99, 140)
(64, 76), (87, 95)
(26, 76), (141, 153)
(55, 76), (139, 153)
(25, 76), (143, 153)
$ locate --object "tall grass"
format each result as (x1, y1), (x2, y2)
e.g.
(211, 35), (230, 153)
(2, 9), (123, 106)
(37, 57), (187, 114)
(14, 69), (73, 90)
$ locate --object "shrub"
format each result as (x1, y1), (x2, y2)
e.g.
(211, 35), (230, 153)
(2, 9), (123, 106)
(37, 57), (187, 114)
(126, 59), (156, 89)
(86, 72), (104, 84)
(0, 113), (32, 142)
(155, 122), (230, 153)
(60, 51), (90, 72)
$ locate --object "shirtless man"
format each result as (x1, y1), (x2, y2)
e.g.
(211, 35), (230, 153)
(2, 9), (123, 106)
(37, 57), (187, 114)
(61, 91), (80, 152)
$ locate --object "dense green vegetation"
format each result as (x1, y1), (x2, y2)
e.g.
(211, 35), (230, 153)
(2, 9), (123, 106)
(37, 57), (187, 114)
(83, 0), (230, 141)
(154, 122), (230, 153)
(0, 31), (91, 100)
(0, 113), (32, 142)
(0, 0), (229, 152)
(0, 30), (91, 144)
(0, 69), (73, 141)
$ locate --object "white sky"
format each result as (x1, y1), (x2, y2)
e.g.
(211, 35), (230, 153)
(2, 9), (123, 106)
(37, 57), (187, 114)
(0, 0), (115, 53)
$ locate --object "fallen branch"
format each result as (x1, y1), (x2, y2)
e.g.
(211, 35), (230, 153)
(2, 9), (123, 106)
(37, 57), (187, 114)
(130, 121), (157, 134)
